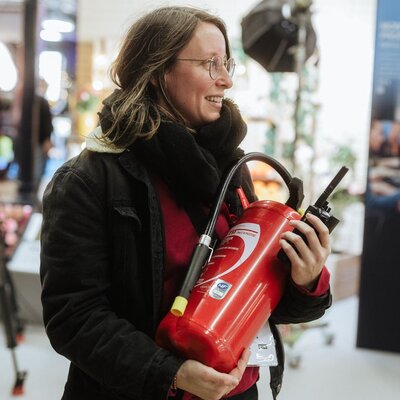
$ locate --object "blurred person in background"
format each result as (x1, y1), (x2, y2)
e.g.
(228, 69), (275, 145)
(0, 94), (14, 179)
(40, 6), (332, 400)
(33, 79), (53, 188)
(11, 77), (53, 193)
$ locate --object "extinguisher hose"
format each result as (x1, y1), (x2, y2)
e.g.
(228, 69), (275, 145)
(170, 152), (297, 317)
(203, 152), (293, 238)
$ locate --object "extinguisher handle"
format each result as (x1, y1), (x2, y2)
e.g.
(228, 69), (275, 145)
(171, 236), (213, 317)
(277, 166), (348, 264)
(277, 205), (340, 264)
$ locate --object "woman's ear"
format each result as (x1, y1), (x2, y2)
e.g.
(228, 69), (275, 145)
(150, 75), (158, 87)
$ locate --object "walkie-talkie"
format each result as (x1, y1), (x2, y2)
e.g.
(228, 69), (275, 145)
(278, 166), (349, 264)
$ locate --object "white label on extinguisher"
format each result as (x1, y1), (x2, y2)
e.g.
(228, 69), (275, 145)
(248, 322), (278, 367)
(194, 222), (260, 287)
(209, 279), (232, 300)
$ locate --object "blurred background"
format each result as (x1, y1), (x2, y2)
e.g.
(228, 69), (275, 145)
(1, 0), (399, 399)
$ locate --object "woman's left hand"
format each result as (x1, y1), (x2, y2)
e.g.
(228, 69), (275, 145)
(279, 213), (331, 290)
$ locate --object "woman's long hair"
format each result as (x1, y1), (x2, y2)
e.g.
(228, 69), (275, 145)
(101, 6), (231, 148)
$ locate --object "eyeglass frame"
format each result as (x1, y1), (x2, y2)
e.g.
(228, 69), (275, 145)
(175, 56), (236, 80)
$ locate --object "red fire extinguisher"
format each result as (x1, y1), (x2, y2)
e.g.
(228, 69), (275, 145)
(156, 152), (347, 373)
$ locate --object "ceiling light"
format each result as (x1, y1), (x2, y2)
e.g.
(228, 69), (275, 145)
(42, 18), (75, 33)
(40, 29), (62, 42)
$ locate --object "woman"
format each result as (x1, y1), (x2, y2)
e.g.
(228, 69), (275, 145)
(40, 6), (331, 400)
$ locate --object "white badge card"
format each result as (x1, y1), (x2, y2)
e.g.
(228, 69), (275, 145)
(247, 322), (278, 367)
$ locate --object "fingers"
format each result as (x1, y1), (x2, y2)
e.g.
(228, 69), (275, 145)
(229, 348), (251, 381)
(176, 359), (240, 400)
(224, 348), (251, 398)
(175, 350), (250, 400)
(291, 214), (330, 249)
(280, 213), (331, 288)
(281, 214), (330, 258)
(304, 214), (331, 249)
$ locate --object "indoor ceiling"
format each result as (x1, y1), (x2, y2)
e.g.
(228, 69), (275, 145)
(0, 0), (23, 42)
(0, 0), (76, 43)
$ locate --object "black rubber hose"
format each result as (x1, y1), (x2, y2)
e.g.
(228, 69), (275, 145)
(204, 152), (293, 238)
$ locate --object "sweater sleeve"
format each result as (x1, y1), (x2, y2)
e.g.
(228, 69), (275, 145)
(292, 266), (330, 297)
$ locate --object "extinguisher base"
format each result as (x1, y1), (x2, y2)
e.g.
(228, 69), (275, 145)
(156, 311), (237, 373)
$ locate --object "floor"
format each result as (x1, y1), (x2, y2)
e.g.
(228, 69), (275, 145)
(259, 296), (400, 400)
(1, 296), (400, 400)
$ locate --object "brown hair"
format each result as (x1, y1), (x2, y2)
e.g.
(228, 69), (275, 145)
(101, 6), (231, 148)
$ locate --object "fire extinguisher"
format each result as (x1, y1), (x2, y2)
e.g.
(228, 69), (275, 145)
(156, 152), (348, 373)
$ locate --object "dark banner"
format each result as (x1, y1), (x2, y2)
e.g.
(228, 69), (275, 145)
(357, 0), (400, 353)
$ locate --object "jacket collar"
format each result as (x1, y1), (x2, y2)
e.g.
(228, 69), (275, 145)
(85, 126), (155, 196)
(85, 126), (125, 154)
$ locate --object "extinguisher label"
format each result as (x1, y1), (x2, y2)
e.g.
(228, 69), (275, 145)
(195, 222), (260, 288)
(209, 279), (232, 300)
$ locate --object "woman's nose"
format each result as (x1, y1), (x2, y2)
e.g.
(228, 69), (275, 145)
(215, 68), (233, 88)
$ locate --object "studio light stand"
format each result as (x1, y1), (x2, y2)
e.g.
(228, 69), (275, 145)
(0, 234), (27, 396)
(282, 0), (314, 175)
(241, 0), (317, 174)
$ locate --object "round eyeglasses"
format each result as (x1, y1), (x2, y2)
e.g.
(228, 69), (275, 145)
(176, 56), (236, 80)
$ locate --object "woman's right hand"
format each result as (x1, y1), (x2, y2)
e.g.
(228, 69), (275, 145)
(175, 348), (250, 400)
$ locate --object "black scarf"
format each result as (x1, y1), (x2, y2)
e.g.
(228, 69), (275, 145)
(99, 96), (248, 206)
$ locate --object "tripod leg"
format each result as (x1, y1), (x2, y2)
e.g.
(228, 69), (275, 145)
(0, 260), (17, 349)
(10, 350), (28, 395)
(4, 264), (25, 342)
(1, 239), (28, 395)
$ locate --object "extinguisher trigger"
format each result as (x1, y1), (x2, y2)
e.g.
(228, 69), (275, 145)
(207, 246), (214, 263)
(206, 238), (217, 263)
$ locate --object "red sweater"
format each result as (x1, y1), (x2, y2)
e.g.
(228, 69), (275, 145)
(154, 176), (329, 399)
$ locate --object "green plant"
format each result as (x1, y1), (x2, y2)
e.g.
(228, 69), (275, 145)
(330, 144), (357, 171)
(76, 91), (99, 113)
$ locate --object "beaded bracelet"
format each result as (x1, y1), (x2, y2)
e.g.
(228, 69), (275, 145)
(170, 374), (178, 394)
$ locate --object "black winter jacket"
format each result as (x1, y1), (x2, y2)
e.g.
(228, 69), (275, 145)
(40, 148), (331, 400)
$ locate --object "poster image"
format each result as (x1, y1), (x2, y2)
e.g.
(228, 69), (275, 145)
(357, 0), (400, 353)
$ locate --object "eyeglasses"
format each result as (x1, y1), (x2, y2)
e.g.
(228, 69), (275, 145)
(176, 56), (236, 80)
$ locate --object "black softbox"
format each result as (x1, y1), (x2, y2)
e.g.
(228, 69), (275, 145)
(241, 0), (317, 72)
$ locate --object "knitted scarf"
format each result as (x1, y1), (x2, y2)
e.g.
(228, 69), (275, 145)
(99, 95), (248, 207)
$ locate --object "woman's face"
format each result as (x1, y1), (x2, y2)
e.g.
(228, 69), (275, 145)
(163, 22), (233, 128)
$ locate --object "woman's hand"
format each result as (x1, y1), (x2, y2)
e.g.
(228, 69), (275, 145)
(280, 213), (331, 290)
(175, 348), (250, 400)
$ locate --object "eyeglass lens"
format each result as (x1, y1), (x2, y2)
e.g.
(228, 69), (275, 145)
(210, 57), (235, 79)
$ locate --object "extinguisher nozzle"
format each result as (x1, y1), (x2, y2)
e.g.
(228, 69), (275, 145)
(170, 296), (188, 317)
